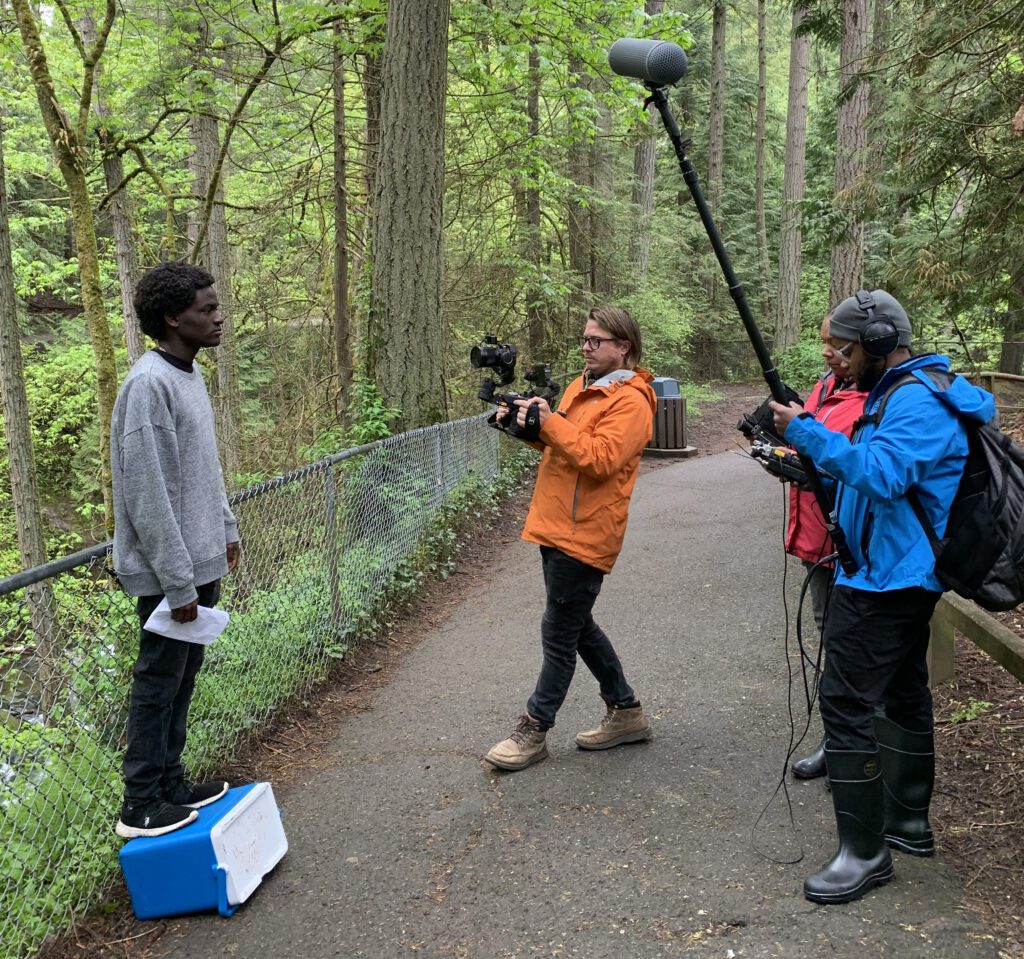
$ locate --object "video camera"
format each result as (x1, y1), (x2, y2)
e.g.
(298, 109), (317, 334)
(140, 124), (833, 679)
(737, 386), (809, 485)
(471, 334), (561, 441)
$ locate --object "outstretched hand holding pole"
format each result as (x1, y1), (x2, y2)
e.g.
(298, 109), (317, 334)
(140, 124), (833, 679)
(608, 38), (857, 575)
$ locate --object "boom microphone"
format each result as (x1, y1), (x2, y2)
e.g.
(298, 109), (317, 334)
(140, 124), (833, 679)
(608, 38), (688, 86)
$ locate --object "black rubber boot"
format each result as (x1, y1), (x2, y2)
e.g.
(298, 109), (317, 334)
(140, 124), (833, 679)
(804, 748), (894, 904)
(791, 737), (827, 779)
(876, 714), (935, 857)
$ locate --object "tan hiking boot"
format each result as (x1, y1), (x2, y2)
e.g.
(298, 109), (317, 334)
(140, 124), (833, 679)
(485, 715), (548, 771)
(575, 704), (651, 750)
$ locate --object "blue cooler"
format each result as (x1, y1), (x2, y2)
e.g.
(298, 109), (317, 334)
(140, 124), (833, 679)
(119, 781), (288, 919)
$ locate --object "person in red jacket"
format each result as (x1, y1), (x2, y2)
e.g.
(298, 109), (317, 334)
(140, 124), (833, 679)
(789, 315), (868, 779)
(484, 306), (657, 772)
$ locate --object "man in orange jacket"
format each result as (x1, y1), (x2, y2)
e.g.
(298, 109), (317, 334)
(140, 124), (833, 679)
(484, 306), (657, 772)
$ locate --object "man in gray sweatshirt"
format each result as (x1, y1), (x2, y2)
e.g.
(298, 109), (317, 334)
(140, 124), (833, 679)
(112, 262), (240, 838)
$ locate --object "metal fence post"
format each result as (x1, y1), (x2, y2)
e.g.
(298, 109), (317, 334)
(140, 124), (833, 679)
(324, 462), (343, 636)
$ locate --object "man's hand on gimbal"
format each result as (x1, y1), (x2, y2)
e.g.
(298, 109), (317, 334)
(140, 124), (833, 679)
(769, 400), (804, 438)
(514, 397), (551, 428)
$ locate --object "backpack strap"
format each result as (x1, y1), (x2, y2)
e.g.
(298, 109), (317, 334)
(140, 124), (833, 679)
(861, 367), (957, 558)
(907, 489), (943, 559)
(851, 367), (958, 557)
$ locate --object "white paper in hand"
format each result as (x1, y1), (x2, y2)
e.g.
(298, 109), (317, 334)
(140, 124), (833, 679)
(143, 598), (230, 645)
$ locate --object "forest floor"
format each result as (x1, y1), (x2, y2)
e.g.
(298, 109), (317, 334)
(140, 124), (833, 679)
(36, 381), (1024, 959)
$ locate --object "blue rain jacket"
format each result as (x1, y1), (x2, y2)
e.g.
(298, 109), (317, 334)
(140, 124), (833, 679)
(784, 354), (995, 593)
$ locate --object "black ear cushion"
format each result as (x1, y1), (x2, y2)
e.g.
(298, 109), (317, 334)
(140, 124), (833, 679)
(861, 319), (899, 357)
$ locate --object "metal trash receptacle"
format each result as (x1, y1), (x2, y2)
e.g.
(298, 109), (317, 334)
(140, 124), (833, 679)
(646, 376), (695, 456)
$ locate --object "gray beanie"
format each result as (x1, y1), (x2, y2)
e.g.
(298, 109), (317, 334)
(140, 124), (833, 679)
(829, 290), (912, 348)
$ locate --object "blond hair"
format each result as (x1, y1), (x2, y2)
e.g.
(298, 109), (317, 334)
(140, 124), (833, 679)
(587, 306), (642, 369)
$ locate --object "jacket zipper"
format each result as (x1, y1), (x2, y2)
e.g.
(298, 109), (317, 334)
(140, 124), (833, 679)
(571, 474), (581, 533)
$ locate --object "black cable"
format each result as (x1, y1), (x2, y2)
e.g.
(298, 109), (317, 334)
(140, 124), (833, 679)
(750, 486), (840, 865)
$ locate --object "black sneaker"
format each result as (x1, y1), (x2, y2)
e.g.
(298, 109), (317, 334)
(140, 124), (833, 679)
(116, 799), (197, 839)
(162, 779), (229, 809)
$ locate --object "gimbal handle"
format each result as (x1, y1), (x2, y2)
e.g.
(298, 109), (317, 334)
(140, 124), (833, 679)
(643, 83), (857, 575)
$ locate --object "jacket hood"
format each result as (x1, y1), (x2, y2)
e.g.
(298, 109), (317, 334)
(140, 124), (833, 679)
(586, 367), (657, 413)
(871, 354), (994, 425)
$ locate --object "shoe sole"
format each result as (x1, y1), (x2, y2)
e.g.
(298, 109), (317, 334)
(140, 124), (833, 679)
(575, 730), (651, 751)
(885, 834), (935, 857)
(483, 747), (549, 771)
(183, 783), (229, 809)
(803, 864), (895, 905)
(115, 809), (198, 839)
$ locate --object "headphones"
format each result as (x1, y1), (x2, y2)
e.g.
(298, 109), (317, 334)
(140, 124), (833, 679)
(855, 290), (900, 357)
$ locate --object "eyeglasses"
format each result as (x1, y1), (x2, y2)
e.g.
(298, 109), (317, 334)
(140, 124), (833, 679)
(581, 335), (619, 350)
(828, 340), (856, 358)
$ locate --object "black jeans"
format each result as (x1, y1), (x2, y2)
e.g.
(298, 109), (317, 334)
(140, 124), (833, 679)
(819, 585), (940, 751)
(122, 580), (221, 801)
(526, 547), (636, 730)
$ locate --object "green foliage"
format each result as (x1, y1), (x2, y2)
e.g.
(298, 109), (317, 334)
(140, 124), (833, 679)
(299, 379), (401, 463)
(776, 340), (827, 392)
(949, 697), (994, 725)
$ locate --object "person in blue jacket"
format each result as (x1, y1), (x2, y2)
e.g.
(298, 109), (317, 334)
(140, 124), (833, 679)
(770, 289), (994, 906)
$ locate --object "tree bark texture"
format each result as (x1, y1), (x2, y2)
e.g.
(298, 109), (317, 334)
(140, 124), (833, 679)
(628, 0), (663, 286)
(707, 0), (727, 308)
(523, 42), (545, 355)
(590, 96), (615, 297)
(187, 28), (241, 480)
(369, 0), (450, 429)
(362, 43), (383, 213)
(830, 0), (871, 304)
(567, 48), (593, 303)
(333, 21), (353, 409)
(11, 0), (119, 531)
(775, 4), (810, 353)
(82, 13), (144, 364)
(0, 113), (57, 703)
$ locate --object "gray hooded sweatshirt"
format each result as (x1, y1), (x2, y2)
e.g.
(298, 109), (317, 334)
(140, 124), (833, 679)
(111, 350), (238, 607)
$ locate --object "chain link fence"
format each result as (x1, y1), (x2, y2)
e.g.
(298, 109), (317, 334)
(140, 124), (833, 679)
(0, 414), (501, 959)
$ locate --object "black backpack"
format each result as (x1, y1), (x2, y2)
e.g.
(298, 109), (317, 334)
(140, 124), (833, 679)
(866, 369), (1024, 611)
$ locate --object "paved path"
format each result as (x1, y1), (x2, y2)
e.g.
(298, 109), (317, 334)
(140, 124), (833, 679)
(151, 452), (1003, 959)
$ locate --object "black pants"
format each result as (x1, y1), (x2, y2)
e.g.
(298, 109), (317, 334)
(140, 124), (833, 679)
(122, 580), (221, 801)
(819, 585), (940, 751)
(526, 547), (636, 730)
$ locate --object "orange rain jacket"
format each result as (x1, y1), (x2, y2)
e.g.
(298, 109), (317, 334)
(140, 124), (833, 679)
(522, 367), (657, 573)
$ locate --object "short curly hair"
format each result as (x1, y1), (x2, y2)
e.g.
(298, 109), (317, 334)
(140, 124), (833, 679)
(134, 262), (215, 340)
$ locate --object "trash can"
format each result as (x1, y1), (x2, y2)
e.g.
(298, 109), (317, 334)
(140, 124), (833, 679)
(646, 376), (694, 455)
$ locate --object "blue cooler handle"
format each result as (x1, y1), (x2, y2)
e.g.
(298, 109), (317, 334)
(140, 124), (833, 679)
(213, 864), (239, 917)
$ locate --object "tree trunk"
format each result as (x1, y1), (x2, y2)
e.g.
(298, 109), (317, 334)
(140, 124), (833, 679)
(11, 0), (119, 531)
(567, 48), (593, 303)
(523, 42), (545, 356)
(0, 111), (57, 706)
(829, 0), (871, 304)
(755, 0), (770, 324)
(82, 13), (143, 364)
(333, 20), (353, 410)
(707, 0), (727, 308)
(1000, 276), (1024, 374)
(362, 42), (383, 217)
(628, 0), (664, 286)
(775, 4), (810, 353)
(591, 96), (615, 297)
(187, 24), (241, 480)
(368, 0), (450, 429)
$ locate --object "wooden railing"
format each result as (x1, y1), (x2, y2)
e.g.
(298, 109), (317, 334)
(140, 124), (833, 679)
(929, 593), (1024, 685)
